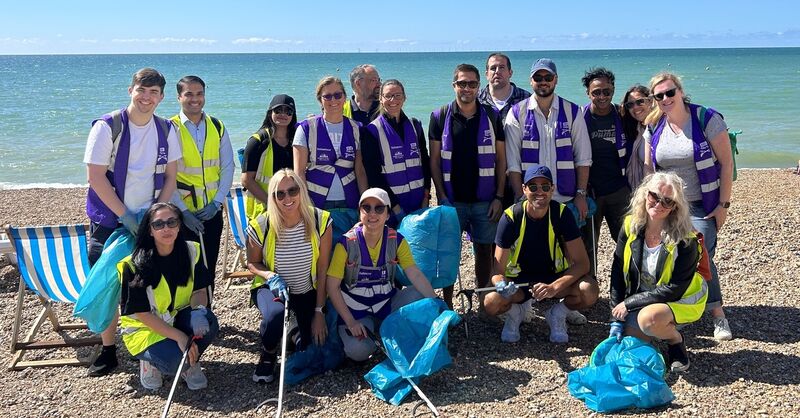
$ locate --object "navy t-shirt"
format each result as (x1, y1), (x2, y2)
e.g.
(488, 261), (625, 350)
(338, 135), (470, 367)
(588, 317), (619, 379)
(587, 111), (628, 196)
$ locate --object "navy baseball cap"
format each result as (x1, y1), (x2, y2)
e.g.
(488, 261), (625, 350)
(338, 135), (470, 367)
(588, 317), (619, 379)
(523, 164), (553, 184)
(268, 94), (295, 111)
(530, 58), (557, 76)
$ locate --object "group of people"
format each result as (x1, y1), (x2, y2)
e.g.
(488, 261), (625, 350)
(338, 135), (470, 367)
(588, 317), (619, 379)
(82, 52), (735, 392)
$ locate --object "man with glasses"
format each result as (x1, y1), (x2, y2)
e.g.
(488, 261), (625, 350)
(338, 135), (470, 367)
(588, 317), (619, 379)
(170, 75), (235, 293)
(579, 67), (630, 278)
(484, 164), (597, 343)
(343, 64), (381, 125)
(429, 63), (506, 311)
(478, 52), (531, 121)
(504, 58), (592, 325)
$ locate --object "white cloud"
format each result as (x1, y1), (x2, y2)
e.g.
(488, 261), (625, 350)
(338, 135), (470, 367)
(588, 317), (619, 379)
(79, 39), (98, 44)
(232, 37), (303, 45)
(383, 38), (410, 43)
(0, 37), (44, 45)
(111, 37), (217, 45)
(580, 32), (589, 39)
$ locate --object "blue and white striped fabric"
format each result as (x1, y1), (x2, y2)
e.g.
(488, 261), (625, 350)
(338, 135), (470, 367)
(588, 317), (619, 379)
(225, 187), (249, 249)
(9, 225), (90, 304)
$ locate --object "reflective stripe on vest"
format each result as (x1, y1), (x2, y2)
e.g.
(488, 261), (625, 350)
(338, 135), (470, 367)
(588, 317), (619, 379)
(245, 129), (275, 219)
(513, 97), (579, 197)
(368, 115), (425, 212)
(582, 104), (628, 175)
(119, 241), (200, 356)
(301, 116), (360, 208)
(171, 114), (223, 212)
(620, 216), (708, 324)
(503, 200), (569, 277)
(435, 103), (496, 202)
(650, 103), (721, 214)
(248, 207), (330, 291)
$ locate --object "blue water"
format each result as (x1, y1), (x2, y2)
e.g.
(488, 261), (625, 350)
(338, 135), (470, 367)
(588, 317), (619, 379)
(0, 48), (797, 188)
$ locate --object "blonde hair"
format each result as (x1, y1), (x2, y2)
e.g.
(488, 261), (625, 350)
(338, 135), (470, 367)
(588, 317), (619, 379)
(626, 172), (693, 245)
(315, 76), (347, 102)
(644, 72), (691, 126)
(266, 169), (315, 241)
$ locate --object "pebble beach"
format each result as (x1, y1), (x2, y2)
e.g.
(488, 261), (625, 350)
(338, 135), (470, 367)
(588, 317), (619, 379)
(1, 168), (799, 418)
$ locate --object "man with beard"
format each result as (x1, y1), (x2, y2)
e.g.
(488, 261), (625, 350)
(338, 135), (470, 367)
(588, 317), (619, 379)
(343, 64), (381, 125)
(429, 63), (506, 310)
(503, 58), (592, 325)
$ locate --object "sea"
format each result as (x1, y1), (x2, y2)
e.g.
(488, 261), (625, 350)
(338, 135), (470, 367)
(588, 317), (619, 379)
(0, 48), (797, 189)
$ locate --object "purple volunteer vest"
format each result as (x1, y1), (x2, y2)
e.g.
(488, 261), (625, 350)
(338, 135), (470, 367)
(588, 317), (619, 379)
(650, 103), (722, 214)
(339, 225), (399, 320)
(512, 96), (579, 197)
(85, 109), (170, 228)
(583, 104), (629, 174)
(367, 115), (425, 213)
(300, 115), (360, 209)
(433, 103), (496, 202)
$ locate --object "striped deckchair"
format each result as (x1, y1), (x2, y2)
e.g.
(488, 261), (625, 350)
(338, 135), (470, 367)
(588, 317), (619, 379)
(5, 224), (101, 370)
(221, 187), (254, 290)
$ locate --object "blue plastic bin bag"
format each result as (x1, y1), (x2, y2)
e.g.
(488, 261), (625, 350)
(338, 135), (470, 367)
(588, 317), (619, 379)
(566, 197), (597, 228)
(328, 208), (359, 245)
(567, 336), (675, 413)
(284, 301), (344, 386)
(73, 229), (134, 333)
(396, 206), (460, 289)
(364, 298), (461, 405)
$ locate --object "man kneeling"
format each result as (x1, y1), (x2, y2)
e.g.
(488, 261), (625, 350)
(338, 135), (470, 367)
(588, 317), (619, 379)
(485, 164), (598, 343)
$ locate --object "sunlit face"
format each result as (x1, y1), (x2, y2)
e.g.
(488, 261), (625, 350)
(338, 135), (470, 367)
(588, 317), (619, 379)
(270, 105), (294, 127)
(646, 182), (676, 221)
(652, 79), (684, 116)
(177, 82), (205, 119)
(128, 83), (164, 116)
(523, 178), (553, 210)
(625, 91), (652, 123)
(530, 70), (557, 98)
(452, 71), (479, 105)
(359, 197), (389, 231)
(486, 56), (512, 90)
(149, 207), (180, 247)
(273, 177), (301, 215)
(319, 83), (346, 117)
(379, 84), (405, 118)
(358, 67), (381, 101)
(587, 77), (614, 114)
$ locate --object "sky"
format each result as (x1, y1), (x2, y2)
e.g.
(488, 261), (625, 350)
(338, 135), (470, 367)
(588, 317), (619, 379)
(1, 1), (798, 54)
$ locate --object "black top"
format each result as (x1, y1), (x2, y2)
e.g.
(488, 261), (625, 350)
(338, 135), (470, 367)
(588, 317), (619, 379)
(495, 201), (581, 283)
(242, 130), (293, 174)
(120, 243), (211, 315)
(348, 96), (380, 126)
(361, 113), (432, 208)
(428, 101), (505, 203)
(587, 109), (628, 196)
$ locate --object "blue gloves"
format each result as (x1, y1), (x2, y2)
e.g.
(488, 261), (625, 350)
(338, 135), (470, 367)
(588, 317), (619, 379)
(609, 321), (624, 342)
(190, 306), (210, 336)
(267, 274), (289, 302)
(196, 201), (221, 221)
(182, 210), (205, 235)
(120, 210), (139, 236)
(495, 280), (519, 300)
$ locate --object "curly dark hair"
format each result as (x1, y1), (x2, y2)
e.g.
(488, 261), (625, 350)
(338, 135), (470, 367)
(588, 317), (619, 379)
(581, 67), (615, 89)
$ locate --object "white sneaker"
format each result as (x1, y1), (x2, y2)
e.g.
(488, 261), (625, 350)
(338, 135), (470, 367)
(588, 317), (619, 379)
(522, 299), (536, 323)
(566, 309), (588, 325)
(182, 363), (207, 390)
(545, 302), (569, 343)
(139, 360), (163, 390)
(713, 317), (733, 341)
(501, 303), (524, 343)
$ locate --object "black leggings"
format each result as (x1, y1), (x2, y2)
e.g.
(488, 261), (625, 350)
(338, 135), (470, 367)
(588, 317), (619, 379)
(256, 287), (316, 352)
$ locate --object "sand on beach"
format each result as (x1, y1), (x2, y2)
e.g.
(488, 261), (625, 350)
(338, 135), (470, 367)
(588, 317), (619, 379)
(1, 168), (799, 417)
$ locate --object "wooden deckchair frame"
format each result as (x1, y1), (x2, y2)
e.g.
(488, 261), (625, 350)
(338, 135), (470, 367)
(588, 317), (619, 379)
(5, 224), (101, 370)
(221, 188), (253, 290)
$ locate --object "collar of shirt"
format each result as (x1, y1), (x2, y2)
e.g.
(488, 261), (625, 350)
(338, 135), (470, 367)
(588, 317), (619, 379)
(179, 110), (207, 149)
(528, 93), (561, 119)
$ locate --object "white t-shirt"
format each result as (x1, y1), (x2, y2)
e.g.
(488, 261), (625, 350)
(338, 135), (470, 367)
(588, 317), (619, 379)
(83, 116), (182, 212)
(294, 119), (360, 202)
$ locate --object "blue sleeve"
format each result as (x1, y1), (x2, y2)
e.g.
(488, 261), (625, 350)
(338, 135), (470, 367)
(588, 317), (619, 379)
(495, 212), (517, 248)
(559, 207), (581, 242)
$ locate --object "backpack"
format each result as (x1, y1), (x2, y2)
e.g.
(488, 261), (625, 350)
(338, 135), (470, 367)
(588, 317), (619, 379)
(342, 224), (399, 289)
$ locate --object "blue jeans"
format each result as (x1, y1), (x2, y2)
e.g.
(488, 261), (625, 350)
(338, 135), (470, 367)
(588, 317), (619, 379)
(134, 307), (219, 375)
(452, 200), (497, 244)
(689, 201), (722, 310)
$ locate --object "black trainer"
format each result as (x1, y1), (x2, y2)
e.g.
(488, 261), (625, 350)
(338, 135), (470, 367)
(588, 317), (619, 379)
(667, 336), (690, 373)
(88, 345), (118, 377)
(252, 351), (276, 384)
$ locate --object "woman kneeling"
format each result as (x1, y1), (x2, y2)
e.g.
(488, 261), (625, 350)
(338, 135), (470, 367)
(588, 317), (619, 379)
(609, 172), (707, 373)
(119, 202), (219, 390)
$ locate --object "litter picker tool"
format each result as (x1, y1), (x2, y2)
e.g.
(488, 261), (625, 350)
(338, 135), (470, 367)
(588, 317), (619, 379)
(161, 335), (198, 418)
(256, 292), (291, 418)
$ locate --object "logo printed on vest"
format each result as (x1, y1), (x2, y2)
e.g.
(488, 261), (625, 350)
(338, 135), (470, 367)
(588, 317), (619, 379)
(699, 142), (711, 157)
(482, 129), (493, 143)
(393, 151), (404, 161)
(558, 121), (571, 137)
(318, 153), (330, 163)
(409, 142), (419, 156)
(344, 145), (355, 158)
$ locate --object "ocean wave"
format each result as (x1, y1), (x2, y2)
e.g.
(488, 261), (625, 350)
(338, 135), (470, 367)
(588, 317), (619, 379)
(0, 182), (88, 190)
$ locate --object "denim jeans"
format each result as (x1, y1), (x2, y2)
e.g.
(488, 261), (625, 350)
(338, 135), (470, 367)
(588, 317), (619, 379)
(134, 307), (220, 375)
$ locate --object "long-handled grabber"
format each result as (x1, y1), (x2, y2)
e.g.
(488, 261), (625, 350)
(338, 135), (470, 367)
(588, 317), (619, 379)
(256, 293), (291, 417)
(161, 336), (198, 418)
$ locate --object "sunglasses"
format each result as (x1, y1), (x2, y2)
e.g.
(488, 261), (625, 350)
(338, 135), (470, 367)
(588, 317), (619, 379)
(647, 191), (676, 209)
(525, 183), (552, 192)
(590, 88), (613, 97)
(151, 217), (180, 230)
(274, 185), (300, 201)
(273, 106), (294, 116)
(652, 88), (678, 102)
(624, 98), (651, 109)
(382, 93), (405, 101)
(360, 204), (387, 214)
(532, 73), (555, 83)
(453, 80), (480, 89)
(321, 92), (345, 101)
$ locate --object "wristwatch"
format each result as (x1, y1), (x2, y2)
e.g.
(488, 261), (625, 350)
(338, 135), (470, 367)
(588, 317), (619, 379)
(314, 306), (324, 314)
(720, 201), (731, 209)
(576, 188), (587, 197)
